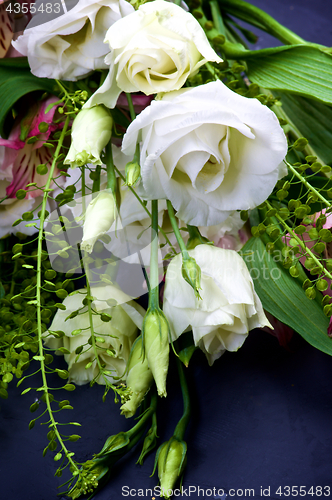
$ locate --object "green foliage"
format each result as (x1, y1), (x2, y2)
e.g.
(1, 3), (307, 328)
(273, 92), (332, 165)
(0, 59), (58, 137)
(243, 46), (332, 105)
(240, 237), (332, 355)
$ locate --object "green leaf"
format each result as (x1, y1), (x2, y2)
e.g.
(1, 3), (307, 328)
(174, 331), (197, 367)
(240, 237), (332, 355)
(0, 388), (8, 399)
(0, 58), (30, 69)
(0, 61), (59, 137)
(245, 45), (332, 105)
(273, 91), (332, 165)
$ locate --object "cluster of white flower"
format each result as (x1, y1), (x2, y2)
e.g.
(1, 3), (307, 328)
(9, 0), (288, 393)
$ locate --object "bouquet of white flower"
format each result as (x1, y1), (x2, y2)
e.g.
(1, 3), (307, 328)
(1, 0), (332, 497)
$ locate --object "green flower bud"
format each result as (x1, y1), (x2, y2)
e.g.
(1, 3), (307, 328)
(156, 437), (187, 498)
(181, 255), (202, 299)
(143, 309), (170, 397)
(120, 336), (154, 418)
(96, 431), (130, 457)
(125, 161), (141, 187)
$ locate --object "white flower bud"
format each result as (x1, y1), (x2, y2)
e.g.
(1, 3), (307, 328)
(64, 106), (113, 168)
(81, 191), (116, 253)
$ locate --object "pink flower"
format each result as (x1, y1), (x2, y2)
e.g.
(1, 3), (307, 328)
(0, 96), (62, 198)
(0, 96), (67, 237)
(116, 93), (154, 115)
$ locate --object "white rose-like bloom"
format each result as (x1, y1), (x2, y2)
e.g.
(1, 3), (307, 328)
(45, 285), (145, 385)
(64, 106), (113, 168)
(122, 80), (288, 227)
(12, 0), (134, 80)
(85, 0), (222, 109)
(163, 245), (271, 365)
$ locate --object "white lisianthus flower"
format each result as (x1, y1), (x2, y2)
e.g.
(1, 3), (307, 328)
(64, 106), (113, 168)
(44, 286), (145, 385)
(12, 0), (134, 80)
(81, 190), (116, 253)
(163, 245), (271, 365)
(85, 0), (222, 108)
(122, 80), (288, 227)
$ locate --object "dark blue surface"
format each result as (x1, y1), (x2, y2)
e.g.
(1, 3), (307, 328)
(2, 329), (332, 500)
(2, 1), (332, 499)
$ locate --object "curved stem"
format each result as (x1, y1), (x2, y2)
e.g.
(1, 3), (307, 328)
(36, 115), (79, 473)
(173, 358), (191, 441)
(285, 161), (331, 207)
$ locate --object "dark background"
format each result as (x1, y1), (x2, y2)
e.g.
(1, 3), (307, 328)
(2, 1), (332, 499)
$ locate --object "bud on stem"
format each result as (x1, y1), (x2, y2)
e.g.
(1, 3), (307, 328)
(143, 308), (170, 397)
(125, 161), (141, 187)
(155, 437), (187, 498)
(120, 336), (154, 418)
(181, 255), (202, 299)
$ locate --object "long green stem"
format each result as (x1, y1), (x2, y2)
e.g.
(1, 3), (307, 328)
(125, 93), (136, 121)
(173, 358), (191, 441)
(105, 142), (117, 195)
(92, 165), (101, 195)
(36, 116), (79, 473)
(210, 0), (226, 36)
(149, 200), (160, 309)
(166, 200), (188, 257)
